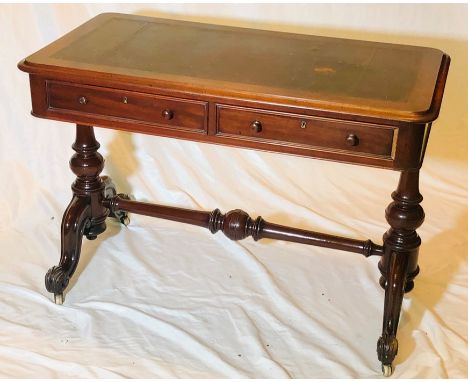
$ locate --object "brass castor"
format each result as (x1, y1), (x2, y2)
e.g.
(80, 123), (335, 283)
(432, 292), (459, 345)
(111, 206), (130, 227)
(382, 364), (393, 377)
(54, 293), (64, 305)
(120, 215), (130, 226)
(102, 176), (131, 227)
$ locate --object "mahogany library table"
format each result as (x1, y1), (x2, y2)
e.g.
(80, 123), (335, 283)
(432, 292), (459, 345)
(18, 13), (450, 377)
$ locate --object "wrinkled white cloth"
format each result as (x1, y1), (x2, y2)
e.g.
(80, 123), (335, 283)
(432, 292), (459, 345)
(0, 4), (467, 378)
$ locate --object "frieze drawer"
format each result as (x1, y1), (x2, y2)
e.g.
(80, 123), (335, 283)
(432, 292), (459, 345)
(216, 104), (396, 158)
(47, 81), (208, 132)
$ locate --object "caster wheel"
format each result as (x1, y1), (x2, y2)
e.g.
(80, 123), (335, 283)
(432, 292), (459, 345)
(113, 194), (131, 226)
(382, 364), (393, 377)
(54, 293), (64, 305)
(120, 215), (130, 227)
(103, 177), (131, 226)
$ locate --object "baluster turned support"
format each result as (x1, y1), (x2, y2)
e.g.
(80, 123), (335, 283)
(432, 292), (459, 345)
(377, 169), (424, 376)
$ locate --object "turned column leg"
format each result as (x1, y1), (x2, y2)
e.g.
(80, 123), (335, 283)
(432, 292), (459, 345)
(377, 170), (424, 376)
(45, 125), (108, 304)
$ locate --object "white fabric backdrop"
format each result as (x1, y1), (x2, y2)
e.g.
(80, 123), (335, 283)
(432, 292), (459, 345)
(0, 3), (467, 378)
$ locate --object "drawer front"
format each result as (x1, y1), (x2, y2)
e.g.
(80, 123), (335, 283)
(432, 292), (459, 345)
(216, 105), (395, 158)
(47, 81), (207, 132)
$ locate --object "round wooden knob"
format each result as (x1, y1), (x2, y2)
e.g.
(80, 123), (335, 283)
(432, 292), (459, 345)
(162, 109), (174, 120)
(78, 96), (87, 105)
(346, 133), (359, 146)
(251, 120), (262, 133)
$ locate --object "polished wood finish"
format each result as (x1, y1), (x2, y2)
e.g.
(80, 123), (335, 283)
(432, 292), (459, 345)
(20, 13), (448, 123)
(45, 125), (108, 298)
(103, 196), (384, 257)
(377, 170), (424, 368)
(18, 13), (451, 376)
(47, 81), (208, 133)
(19, 13), (450, 170)
(216, 104), (395, 159)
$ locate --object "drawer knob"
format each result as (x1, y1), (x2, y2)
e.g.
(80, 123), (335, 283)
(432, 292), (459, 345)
(162, 109), (174, 120)
(78, 96), (87, 105)
(346, 133), (359, 146)
(251, 120), (262, 133)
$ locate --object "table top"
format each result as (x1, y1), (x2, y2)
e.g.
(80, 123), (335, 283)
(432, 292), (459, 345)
(19, 12), (449, 123)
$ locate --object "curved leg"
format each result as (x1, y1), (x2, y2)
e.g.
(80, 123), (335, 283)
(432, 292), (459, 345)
(45, 125), (108, 304)
(45, 196), (91, 303)
(377, 250), (410, 377)
(377, 170), (424, 376)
